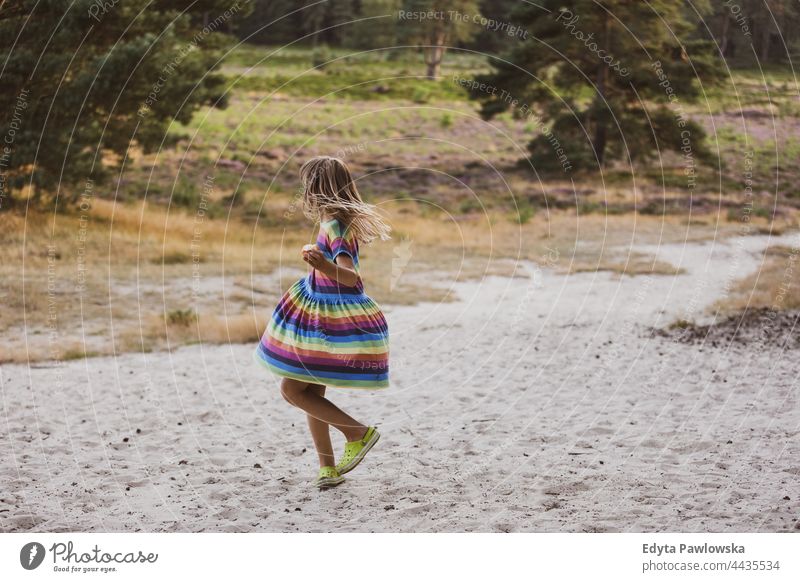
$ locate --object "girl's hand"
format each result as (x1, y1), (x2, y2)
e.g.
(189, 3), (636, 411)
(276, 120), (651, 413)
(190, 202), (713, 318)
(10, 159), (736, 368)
(302, 247), (327, 270)
(302, 244), (359, 286)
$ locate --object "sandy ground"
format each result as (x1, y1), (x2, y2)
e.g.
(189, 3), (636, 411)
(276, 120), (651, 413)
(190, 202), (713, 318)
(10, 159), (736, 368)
(1, 232), (799, 533)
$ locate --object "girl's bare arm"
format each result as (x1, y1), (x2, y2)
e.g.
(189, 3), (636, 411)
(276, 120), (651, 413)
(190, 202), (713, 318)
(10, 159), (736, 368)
(302, 248), (359, 286)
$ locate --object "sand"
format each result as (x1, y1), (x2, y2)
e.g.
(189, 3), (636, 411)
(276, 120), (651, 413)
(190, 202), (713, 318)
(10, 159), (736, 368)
(1, 232), (798, 533)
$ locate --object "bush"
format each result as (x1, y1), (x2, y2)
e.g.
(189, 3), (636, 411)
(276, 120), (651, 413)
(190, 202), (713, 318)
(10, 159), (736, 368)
(515, 203), (535, 224)
(171, 178), (201, 209)
(312, 45), (332, 70)
(459, 197), (483, 214)
(167, 309), (197, 326)
(412, 86), (431, 104)
(158, 252), (192, 265)
(170, 176), (224, 218)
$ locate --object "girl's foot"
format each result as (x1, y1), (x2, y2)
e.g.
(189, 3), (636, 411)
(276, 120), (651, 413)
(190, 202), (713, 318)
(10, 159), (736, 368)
(336, 426), (380, 475)
(314, 466), (345, 490)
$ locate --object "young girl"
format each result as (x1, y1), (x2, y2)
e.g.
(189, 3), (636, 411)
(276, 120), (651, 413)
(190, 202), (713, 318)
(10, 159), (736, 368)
(254, 156), (390, 489)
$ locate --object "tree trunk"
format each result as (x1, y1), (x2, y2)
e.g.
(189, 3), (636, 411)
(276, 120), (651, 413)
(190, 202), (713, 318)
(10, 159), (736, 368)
(593, 118), (607, 165)
(759, 21), (770, 62)
(593, 11), (610, 165)
(426, 60), (439, 80)
(425, 30), (447, 80)
(720, 14), (731, 56)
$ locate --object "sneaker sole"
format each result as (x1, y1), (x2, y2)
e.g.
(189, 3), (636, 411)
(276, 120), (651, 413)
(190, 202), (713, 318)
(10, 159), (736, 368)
(316, 476), (345, 490)
(338, 430), (380, 475)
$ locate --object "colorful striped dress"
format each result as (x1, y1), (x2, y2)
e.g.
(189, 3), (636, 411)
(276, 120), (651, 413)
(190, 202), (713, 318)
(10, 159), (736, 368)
(254, 219), (389, 389)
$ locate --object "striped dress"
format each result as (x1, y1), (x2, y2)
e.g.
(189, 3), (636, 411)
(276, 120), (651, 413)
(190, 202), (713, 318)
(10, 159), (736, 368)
(254, 219), (389, 389)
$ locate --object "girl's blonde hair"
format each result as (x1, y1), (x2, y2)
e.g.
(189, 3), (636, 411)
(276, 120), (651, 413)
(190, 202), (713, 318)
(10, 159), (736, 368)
(300, 156), (391, 244)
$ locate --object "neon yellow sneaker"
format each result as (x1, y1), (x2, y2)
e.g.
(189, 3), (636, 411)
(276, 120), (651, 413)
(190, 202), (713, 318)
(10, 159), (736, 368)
(314, 466), (344, 490)
(336, 426), (380, 475)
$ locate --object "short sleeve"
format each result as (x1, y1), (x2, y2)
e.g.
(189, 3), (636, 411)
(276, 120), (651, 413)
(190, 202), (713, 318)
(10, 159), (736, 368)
(323, 220), (356, 262)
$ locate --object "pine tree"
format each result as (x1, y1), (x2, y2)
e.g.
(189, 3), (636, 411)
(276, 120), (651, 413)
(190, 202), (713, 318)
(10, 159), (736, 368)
(349, 0), (403, 51)
(470, 0), (518, 55)
(707, 0), (798, 63)
(0, 0), (245, 207)
(740, 0), (798, 62)
(234, 0), (303, 45)
(472, 0), (719, 172)
(326, 0), (358, 46)
(399, 0), (481, 79)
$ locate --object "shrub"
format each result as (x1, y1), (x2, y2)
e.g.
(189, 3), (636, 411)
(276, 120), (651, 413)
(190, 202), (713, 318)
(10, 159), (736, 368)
(312, 45), (332, 70)
(515, 204), (535, 224)
(167, 309), (197, 326)
(412, 86), (431, 104)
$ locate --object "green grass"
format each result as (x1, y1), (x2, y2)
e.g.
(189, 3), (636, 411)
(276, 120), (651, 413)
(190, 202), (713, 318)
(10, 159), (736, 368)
(221, 44), (489, 74)
(220, 44), (489, 102)
(168, 96), (496, 159)
(62, 348), (102, 361)
(130, 46), (800, 222)
(229, 69), (470, 102)
(701, 67), (799, 114)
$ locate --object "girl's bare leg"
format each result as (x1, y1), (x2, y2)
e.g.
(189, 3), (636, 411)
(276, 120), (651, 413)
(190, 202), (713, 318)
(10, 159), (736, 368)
(305, 384), (335, 468)
(281, 378), (367, 442)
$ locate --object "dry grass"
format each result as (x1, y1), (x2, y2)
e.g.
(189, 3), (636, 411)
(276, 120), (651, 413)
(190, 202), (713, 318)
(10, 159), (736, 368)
(713, 242), (800, 314)
(0, 200), (792, 364)
(118, 310), (268, 354)
(4, 52), (799, 364)
(567, 253), (686, 277)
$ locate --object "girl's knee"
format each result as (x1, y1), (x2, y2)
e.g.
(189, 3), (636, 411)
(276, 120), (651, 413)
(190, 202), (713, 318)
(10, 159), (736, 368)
(280, 385), (296, 404)
(280, 379), (306, 405)
(307, 383), (325, 397)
